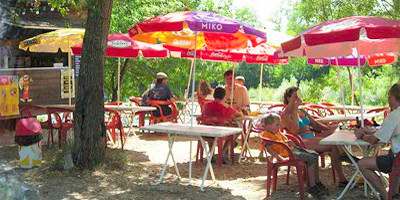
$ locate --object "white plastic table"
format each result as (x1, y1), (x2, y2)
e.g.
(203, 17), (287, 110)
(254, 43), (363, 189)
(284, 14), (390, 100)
(325, 105), (381, 114)
(139, 122), (242, 191)
(250, 101), (279, 111)
(105, 105), (156, 136)
(45, 104), (156, 136)
(320, 130), (384, 199)
(315, 112), (384, 123)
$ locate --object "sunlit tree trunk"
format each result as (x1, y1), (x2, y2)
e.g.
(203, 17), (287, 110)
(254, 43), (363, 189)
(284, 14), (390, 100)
(73, 0), (113, 168)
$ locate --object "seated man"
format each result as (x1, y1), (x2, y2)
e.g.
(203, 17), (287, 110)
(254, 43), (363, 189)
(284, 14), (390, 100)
(148, 72), (176, 117)
(356, 83), (400, 200)
(202, 87), (242, 163)
(224, 70), (250, 115)
(202, 86), (243, 119)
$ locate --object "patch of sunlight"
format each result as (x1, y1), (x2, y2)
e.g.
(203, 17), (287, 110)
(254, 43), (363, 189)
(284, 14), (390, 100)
(92, 170), (106, 177)
(108, 189), (129, 195)
(68, 192), (84, 199)
(100, 181), (110, 188)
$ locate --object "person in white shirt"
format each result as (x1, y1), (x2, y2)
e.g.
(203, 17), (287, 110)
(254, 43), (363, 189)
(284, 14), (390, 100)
(235, 76), (247, 91)
(356, 83), (400, 200)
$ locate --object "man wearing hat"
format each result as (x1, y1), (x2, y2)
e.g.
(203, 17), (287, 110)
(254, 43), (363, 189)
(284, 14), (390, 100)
(235, 76), (247, 91)
(148, 72), (176, 117)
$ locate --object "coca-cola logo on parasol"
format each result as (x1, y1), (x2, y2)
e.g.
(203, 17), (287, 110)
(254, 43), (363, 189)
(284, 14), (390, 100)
(203, 52), (232, 59)
(255, 56), (268, 61)
(108, 40), (131, 48)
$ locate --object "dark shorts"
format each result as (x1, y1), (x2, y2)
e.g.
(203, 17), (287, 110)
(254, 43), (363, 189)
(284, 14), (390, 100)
(376, 150), (394, 174)
(292, 146), (319, 167)
(152, 105), (172, 117)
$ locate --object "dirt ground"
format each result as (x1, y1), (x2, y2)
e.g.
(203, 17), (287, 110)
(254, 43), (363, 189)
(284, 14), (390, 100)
(0, 128), (384, 200)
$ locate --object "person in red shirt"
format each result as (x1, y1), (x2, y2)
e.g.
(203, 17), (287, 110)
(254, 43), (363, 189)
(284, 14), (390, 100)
(202, 87), (242, 164)
(203, 87), (242, 119)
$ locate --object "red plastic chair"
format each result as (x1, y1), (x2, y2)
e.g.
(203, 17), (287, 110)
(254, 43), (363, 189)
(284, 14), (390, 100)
(105, 101), (124, 106)
(388, 152), (400, 200)
(104, 108), (125, 149)
(19, 104), (49, 127)
(129, 97), (147, 128)
(147, 100), (178, 124)
(198, 98), (213, 113)
(195, 115), (235, 167)
(260, 135), (307, 199)
(318, 102), (345, 114)
(306, 104), (335, 117)
(267, 103), (286, 112)
(366, 107), (389, 123)
(283, 129), (336, 183)
(318, 102), (337, 107)
(46, 107), (74, 148)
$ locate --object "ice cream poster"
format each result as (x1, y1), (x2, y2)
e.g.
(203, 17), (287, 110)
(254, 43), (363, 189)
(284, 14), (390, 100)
(0, 75), (19, 117)
(61, 69), (75, 99)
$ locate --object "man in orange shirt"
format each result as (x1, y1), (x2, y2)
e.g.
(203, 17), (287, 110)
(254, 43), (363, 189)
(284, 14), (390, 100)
(260, 114), (327, 197)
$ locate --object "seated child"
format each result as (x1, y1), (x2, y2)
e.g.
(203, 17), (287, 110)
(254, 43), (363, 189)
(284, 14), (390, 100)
(260, 114), (328, 197)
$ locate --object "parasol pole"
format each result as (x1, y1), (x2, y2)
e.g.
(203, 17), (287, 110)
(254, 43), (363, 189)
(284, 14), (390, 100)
(230, 63), (236, 107)
(335, 59), (347, 117)
(356, 43), (364, 127)
(350, 68), (355, 106)
(259, 64), (263, 101)
(68, 43), (72, 106)
(183, 59), (194, 124)
(191, 31), (198, 127)
(117, 57), (121, 106)
(185, 59), (195, 100)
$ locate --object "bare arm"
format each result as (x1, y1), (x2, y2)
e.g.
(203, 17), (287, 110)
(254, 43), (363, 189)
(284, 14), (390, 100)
(266, 146), (285, 161)
(281, 112), (300, 134)
(361, 134), (380, 144)
(301, 109), (328, 131)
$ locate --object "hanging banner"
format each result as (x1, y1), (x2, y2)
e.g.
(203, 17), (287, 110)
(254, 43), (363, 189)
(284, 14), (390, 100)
(74, 56), (81, 79)
(0, 75), (19, 117)
(61, 69), (75, 99)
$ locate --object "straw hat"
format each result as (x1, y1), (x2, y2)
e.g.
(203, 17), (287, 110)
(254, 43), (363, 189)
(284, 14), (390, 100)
(156, 72), (168, 79)
(235, 76), (245, 81)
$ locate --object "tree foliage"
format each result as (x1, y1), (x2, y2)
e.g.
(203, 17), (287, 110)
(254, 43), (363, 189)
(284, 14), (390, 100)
(105, 0), (263, 101)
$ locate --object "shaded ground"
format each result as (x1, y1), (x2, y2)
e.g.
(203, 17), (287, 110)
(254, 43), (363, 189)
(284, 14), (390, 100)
(0, 128), (383, 199)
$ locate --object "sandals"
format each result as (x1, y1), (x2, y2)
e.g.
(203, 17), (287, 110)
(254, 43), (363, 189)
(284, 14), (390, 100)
(307, 185), (327, 199)
(316, 182), (329, 195)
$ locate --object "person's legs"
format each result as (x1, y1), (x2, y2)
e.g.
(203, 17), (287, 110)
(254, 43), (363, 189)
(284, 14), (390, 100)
(358, 157), (388, 200)
(330, 146), (347, 183)
(221, 134), (239, 160)
(314, 161), (320, 183)
(308, 162), (316, 187)
(305, 137), (347, 183)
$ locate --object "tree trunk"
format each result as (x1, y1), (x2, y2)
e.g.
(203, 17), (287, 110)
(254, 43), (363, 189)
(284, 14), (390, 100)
(346, 67), (358, 106)
(111, 59), (130, 101)
(73, 0), (113, 169)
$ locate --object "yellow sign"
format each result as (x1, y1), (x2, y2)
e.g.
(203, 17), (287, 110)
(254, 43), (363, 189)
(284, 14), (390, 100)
(0, 75), (19, 117)
(61, 69), (75, 99)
